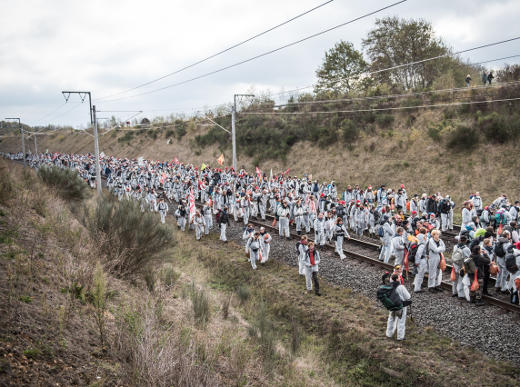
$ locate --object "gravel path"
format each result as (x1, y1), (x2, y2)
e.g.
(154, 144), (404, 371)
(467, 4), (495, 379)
(222, 219), (520, 365)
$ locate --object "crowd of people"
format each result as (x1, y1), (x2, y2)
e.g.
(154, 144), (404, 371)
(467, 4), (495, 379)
(4, 150), (520, 341)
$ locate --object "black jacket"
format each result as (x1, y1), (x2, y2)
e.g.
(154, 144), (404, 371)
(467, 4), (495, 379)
(472, 253), (490, 280)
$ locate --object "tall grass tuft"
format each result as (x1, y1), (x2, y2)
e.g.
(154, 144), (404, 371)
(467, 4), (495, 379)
(92, 261), (108, 346)
(114, 300), (212, 386)
(189, 283), (210, 327)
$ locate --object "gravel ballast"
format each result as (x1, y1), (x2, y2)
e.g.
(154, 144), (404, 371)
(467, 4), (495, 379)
(221, 219), (520, 365)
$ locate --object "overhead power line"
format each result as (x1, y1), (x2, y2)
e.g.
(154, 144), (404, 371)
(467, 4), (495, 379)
(267, 79), (520, 108)
(96, 0), (335, 101)
(100, 0), (408, 103)
(268, 40), (520, 98)
(239, 96), (520, 116)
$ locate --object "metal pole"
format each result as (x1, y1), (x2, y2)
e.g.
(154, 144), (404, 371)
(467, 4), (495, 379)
(231, 96), (237, 171)
(34, 135), (38, 155)
(92, 105), (102, 196)
(231, 93), (254, 172)
(19, 121), (25, 167)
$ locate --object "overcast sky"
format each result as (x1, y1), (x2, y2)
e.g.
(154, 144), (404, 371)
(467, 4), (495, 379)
(1, 0), (519, 127)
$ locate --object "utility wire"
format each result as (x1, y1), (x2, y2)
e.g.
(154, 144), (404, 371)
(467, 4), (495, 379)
(239, 96), (520, 116)
(100, 0), (408, 103)
(266, 79), (520, 108)
(96, 0), (335, 101)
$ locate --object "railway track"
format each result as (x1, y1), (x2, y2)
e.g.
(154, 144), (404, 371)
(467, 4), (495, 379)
(227, 212), (519, 314)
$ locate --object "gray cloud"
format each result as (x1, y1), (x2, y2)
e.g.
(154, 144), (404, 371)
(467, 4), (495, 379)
(0, 0), (519, 127)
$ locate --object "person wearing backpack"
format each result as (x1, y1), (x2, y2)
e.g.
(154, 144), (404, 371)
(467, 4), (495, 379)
(384, 274), (411, 341)
(509, 202), (520, 226)
(452, 235), (471, 299)
(413, 229), (428, 292)
(277, 200), (291, 240)
(391, 227), (406, 266)
(438, 197), (450, 231)
(461, 201), (473, 231)
(427, 230), (446, 292)
(314, 213), (326, 246)
(472, 192), (483, 215)
(506, 242), (520, 302)
(246, 232), (262, 270)
(218, 206), (230, 242)
(378, 215), (395, 263)
(470, 245), (487, 305)
(259, 227), (272, 264)
(495, 231), (512, 294)
(480, 206), (491, 228)
(293, 199), (305, 235)
(202, 201), (213, 235)
(304, 242), (321, 296)
(333, 218), (350, 260)
(297, 235), (308, 276)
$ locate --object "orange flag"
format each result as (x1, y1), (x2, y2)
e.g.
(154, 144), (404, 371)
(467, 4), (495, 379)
(217, 154), (224, 165)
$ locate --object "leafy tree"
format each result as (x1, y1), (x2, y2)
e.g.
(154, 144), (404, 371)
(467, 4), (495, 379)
(314, 41), (367, 95)
(497, 64), (520, 82)
(363, 17), (449, 90)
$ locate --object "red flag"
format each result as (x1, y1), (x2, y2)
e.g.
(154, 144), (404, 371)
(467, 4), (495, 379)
(256, 167), (262, 180)
(173, 157), (179, 164)
(284, 168), (290, 176)
(403, 249), (409, 274)
(189, 187), (196, 222)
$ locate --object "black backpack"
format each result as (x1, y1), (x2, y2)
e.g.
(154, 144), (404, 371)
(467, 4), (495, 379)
(495, 241), (506, 258)
(296, 241), (301, 254)
(408, 243), (419, 264)
(505, 253), (519, 274)
(438, 200), (449, 214)
(377, 282), (403, 311)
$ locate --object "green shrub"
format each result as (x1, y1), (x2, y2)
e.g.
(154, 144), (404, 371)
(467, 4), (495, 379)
(317, 126), (338, 148)
(37, 165), (89, 200)
(174, 119), (188, 139)
(427, 124), (442, 142)
(375, 114), (394, 128)
(341, 119), (359, 142)
(19, 295), (32, 303)
(164, 129), (174, 138)
(476, 111), (510, 144)
(81, 196), (174, 278)
(236, 285), (250, 305)
(146, 129), (158, 140)
(446, 125), (479, 151)
(118, 131), (134, 143)
(23, 347), (41, 359)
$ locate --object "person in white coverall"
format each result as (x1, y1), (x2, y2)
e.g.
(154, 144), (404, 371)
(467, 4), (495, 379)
(385, 273), (411, 341)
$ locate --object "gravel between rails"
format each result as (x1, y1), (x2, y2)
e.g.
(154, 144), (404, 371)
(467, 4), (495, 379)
(219, 219), (520, 365)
